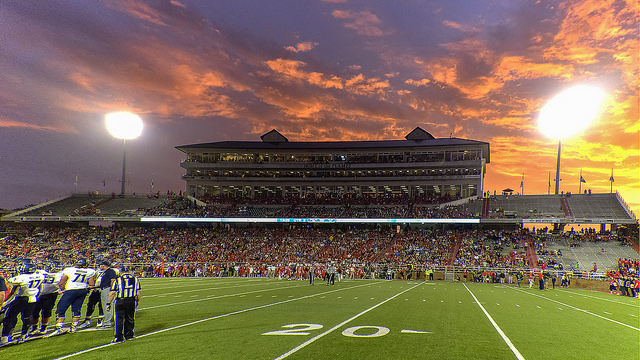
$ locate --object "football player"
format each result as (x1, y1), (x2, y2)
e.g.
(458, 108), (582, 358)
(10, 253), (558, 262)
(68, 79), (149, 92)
(80, 261), (104, 328)
(29, 269), (62, 335)
(0, 264), (45, 344)
(47, 259), (96, 337)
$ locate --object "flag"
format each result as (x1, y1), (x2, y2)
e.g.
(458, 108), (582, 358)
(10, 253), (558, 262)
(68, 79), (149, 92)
(580, 175), (586, 183)
(520, 179), (523, 188)
(609, 169), (614, 182)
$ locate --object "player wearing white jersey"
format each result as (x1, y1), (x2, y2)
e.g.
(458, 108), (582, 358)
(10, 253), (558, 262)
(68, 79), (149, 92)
(81, 265), (104, 328)
(30, 270), (62, 335)
(0, 266), (45, 344)
(47, 259), (96, 337)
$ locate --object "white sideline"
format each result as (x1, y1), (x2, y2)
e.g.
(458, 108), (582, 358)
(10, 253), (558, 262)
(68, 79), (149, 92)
(463, 283), (526, 360)
(54, 281), (379, 359)
(274, 282), (423, 360)
(510, 287), (640, 331)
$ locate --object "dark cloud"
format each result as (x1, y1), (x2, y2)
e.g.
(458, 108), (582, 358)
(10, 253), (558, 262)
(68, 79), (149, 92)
(0, 0), (637, 212)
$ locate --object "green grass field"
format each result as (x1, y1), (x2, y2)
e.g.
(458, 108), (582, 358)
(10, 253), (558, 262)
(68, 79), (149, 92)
(4, 277), (639, 359)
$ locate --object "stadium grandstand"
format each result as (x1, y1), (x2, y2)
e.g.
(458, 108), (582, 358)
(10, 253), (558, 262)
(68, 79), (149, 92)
(175, 127), (489, 200)
(0, 127), (637, 285)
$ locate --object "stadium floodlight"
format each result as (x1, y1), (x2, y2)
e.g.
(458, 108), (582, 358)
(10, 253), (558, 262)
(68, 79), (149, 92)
(106, 112), (143, 195)
(538, 85), (604, 195)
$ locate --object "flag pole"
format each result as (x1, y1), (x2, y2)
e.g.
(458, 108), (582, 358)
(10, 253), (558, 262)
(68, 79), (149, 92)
(609, 168), (614, 193)
(579, 169), (582, 194)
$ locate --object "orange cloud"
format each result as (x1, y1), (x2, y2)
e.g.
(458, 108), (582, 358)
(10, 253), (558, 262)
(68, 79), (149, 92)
(332, 10), (384, 36)
(442, 20), (478, 33)
(285, 41), (319, 53)
(266, 59), (343, 89)
(0, 117), (73, 133)
(69, 73), (95, 92)
(345, 74), (389, 95)
(545, 0), (638, 68)
(257, 90), (329, 119)
(405, 78), (431, 86)
(495, 56), (574, 81)
(106, 0), (168, 27)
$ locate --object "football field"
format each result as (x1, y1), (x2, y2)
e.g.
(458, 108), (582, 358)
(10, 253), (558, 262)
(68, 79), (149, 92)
(5, 277), (639, 359)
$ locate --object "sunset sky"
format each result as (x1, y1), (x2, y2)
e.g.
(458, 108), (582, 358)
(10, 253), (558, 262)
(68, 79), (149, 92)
(0, 0), (638, 216)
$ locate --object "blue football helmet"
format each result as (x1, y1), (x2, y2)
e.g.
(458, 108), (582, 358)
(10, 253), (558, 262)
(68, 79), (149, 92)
(20, 264), (35, 274)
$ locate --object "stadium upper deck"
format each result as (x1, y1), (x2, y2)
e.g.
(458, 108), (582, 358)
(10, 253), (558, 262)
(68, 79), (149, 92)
(175, 127), (489, 200)
(1, 192), (635, 227)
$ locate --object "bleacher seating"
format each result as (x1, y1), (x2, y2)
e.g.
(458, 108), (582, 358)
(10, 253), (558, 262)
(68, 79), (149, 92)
(12, 194), (111, 217)
(566, 194), (631, 219)
(4, 194), (167, 220)
(468, 193), (634, 222)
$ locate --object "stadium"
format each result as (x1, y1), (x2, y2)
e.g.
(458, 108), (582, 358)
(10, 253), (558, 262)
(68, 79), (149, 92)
(0, 129), (638, 359)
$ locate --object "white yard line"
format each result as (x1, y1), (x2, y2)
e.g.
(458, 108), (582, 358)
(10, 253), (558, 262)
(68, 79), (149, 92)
(510, 287), (640, 331)
(555, 288), (640, 308)
(463, 283), (526, 360)
(274, 282), (423, 360)
(54, 281), (380, 360)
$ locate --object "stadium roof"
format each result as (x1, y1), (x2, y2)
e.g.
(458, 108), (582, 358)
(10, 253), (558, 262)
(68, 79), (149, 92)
(176, 128), (491, 163)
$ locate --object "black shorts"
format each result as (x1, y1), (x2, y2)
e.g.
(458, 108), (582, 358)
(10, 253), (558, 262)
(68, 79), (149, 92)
(32, 292), (59, 319)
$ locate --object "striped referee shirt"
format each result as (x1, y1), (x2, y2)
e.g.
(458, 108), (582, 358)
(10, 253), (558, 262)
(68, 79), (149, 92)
(110, 274), (141, 299)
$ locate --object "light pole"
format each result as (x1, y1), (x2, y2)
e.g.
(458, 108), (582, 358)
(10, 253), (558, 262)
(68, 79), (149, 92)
(554, 139), (562, 195)
(538, 85), (604, 195)
(106, 112), (143, 195)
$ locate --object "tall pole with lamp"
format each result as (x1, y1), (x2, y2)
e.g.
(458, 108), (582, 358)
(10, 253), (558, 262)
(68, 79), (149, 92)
(106, 112), (143, 195)
(538, 85), (605, 195)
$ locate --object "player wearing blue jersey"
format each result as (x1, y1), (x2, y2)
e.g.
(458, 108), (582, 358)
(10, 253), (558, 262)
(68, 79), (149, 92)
(47, 259), (96, 337)
(0, 266), (45, 344)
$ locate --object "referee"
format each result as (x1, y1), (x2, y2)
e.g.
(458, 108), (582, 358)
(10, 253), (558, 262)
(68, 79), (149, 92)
(107, 269), (141, 343)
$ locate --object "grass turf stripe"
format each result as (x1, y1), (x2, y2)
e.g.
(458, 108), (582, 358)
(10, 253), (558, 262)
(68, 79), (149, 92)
(509, 287), (640, 331)
(274, 282), (424, 360)
(138, 283), (305, 310)
(555, 288), (640, 308)
(463, 283), (526, 360)
(53, 281), (380, 360)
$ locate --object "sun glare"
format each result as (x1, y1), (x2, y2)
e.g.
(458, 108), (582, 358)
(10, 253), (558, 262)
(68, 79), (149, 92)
(538, 85), (605, 139)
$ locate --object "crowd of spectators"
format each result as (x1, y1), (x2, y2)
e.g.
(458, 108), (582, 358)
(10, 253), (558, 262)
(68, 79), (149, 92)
(617, 258), (639, 277)
(3, 224), (625, 276)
